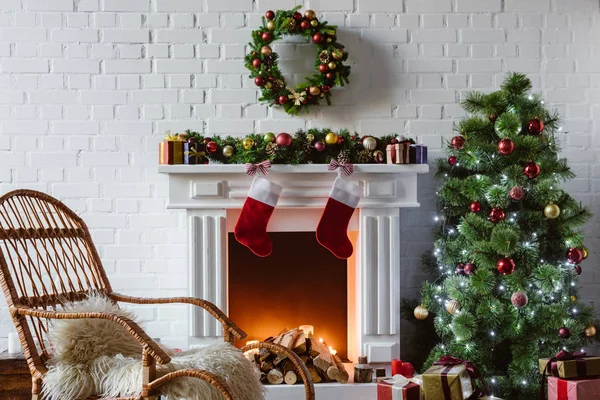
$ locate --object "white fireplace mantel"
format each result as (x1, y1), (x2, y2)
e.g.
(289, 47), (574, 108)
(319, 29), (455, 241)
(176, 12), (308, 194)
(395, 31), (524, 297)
(159, 164), (429, 368)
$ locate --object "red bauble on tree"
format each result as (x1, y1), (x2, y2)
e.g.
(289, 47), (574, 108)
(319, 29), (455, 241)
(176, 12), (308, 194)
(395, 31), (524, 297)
(509, 186), (525, 202)
(524, 162), (541, 179)
(528, 118), (545, 135)
(464, 263), (477, 276)
(448, 156), (457, 166)
(511, 291), (528, 308)
(567, 248), (584, 264)
(261, 32), (273, 42)
(574, 265), (582, 275)
(497, 257), (515, 275)
(301, 20), (311, 30)
(252, 58), (262, 68)
(558, 327), (571, 339)
(498, 138), (515, 155)
(265, 10), (275, 20)
(470, 201), (481, 213)
(489, 207), (505, 223)
(312, 32), (325, 44)
(254, 76), (266, 86)
(451, 136), (466, 150)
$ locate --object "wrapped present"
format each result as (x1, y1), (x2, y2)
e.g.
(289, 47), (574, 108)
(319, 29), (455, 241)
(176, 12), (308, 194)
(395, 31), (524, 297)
(183, 140), (207, 165)
(159, 133), (186, 165)
(410, 145), (428, 164)
(548, 376), (600, 400)
(377, 375), (423, 400)
(386, 143), (410, 164)
(422, 356), (489, 400)
(539, 350), (600, 379)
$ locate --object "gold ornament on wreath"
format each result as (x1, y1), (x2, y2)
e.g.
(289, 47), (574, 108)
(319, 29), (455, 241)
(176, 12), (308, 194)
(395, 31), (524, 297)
(245, 5), (351, 116)
(446, 299), (461, 315)
(585, 325), (597, 337)
(414, 305), (429, 320)
(544, 203), (560, 219)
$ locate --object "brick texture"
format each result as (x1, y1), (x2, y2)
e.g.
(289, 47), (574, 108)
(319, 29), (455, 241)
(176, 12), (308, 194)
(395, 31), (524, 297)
(0, 0), (598, 353)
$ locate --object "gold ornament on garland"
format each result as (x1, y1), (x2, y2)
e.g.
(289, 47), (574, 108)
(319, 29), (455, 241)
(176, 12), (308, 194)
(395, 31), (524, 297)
(261, 45), (272, 56)
(266, 20), (275, 30)
(582, 247), (589, 260)
(306, 134), (315, 143)
(332, 49), (343, 60)
(242, 138), (255, 150)
(414, 305), (429, 320)
(328, 61), (337, 70)
(310, 19), (319, 27)
(222, 145), (234, 157)
(309, 86), (321, 96)
(585, 325), (597, 337)
(446, 299), (461, 315)
(325, 132), (338, 145)
(304, 9), (317, 20)
(287, 19), (296, 30)
(362, 136), (377, 151)
(265, 142), (278, 155)
(544, 203), (560, 219)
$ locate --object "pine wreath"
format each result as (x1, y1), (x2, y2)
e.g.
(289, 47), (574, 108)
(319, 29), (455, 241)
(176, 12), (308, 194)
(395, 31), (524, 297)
(245, 6), (351, 116)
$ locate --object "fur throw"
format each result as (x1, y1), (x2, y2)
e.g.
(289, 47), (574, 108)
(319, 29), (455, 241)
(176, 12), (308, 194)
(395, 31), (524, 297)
(44, 293), (264, 400)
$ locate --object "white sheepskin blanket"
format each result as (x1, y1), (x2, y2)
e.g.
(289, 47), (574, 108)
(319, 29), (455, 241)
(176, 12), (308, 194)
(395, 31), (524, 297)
(43, 294), (264, 400)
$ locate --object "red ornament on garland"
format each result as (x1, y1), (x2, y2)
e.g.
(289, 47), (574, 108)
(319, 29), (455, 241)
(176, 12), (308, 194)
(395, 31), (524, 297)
(322, 85), (331, 93)
(278, 95), (288, 105)
(574, 265), (582, 275)
(312, 32), (325, 44)
(252, 59), (262, 68)
(509, 186), (525, 202)
(558, 327), (571, 339)
(337, 136), (344, 144)
(319, 64), (328, 73)
(261, 32), (273, 42)
(206, 141), (218, 153)
(254, 76), (266, 86)
(528, 118), (545, 135)
(326, 72), (335, 81)
(498, 138), (515, 155)
(314, 141), (325, 152)
(464, 263), (477, 276)
(524, 162), (541, 179)
(497, 257), (515, 275)
(567, 248), (584, 264)
(276, 132), (293, 147)
(470, 201), (481, 213)
(489, 207), (505, 223)
(203, 137), (212, 144)
(293, 12), (302, 20)
(451, 136), (466, 150)
(265, 10), (275, 20)
(301, 20), (311, 30)
(448, 156), (457, 166)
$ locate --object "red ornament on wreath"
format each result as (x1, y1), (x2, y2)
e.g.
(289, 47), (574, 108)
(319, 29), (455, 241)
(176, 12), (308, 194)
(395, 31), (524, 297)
(574, 265), (582, 275)
(497, 257), (515, 275)
(278, 95), (288, 105)
(293, 12), (302, 20)
(301, 20), (311, 30)
(567, 247), (584, 264)
(254, 76), (266, 86)
(528, 118), (545, 135)
(470, 201), (481, 213)
(276, 132), (293, 147)
(322, 85), (331, 93)
(252, 59), (262, 68)
(524, 162), (541, 179)
(489, 207), (505, 223)
(498, 138), (515, 155)
(313, 32), (325, 44)
(206, 141), (218, 153)
(265, 10), (275, 20)
(558, 327), (571, 339)
(464, 263), (476, 276)
(448, 156), (457, 166)
(319, 64), (328, 73)
(509, 186), (525, 202)
(261, 32), (273, 42)
(451, 136), (466, 150)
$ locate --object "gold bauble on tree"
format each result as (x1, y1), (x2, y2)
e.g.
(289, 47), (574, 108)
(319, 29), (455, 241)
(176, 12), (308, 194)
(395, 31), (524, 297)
(328, 61), (337, 70)
(414, 305), (429, 320)
(304, 9), (316, 20)
(309, 86), (321, 96)
(325, 132), (338, 145)
(242, 138), (255, 150)
(266, 20), (275, 30)
(362, 136), (377, 151)
(446, 299), (461, 315)
(261, 45), (272, 56)
(585, 325), (597, 337)
(310, 20), (319, 27)
(544, 203), (560, 219)
(222, 145), (234, 158)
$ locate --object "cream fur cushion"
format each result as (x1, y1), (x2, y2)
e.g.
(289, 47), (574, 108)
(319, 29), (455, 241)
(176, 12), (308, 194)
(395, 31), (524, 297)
(44, 293), (264, 400)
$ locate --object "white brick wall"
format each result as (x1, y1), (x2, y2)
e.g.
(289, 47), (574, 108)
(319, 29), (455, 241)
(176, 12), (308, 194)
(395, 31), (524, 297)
(0, 0), (598, 350)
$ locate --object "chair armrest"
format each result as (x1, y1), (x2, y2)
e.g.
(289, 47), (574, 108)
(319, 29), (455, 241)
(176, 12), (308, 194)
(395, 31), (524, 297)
(11, 305), (172, 365)
(109, 292), (247, 340)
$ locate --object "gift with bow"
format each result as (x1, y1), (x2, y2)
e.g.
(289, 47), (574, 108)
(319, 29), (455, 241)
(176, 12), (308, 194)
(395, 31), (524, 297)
(422, 356), (489, 400)
(386, 141), (410, 165)
(183, 139), (206, 165)
(159, 132), (187, 165)
(377, 374), (423, 400)
(547, 376), (600, 400)
(539, 350), (600, 379)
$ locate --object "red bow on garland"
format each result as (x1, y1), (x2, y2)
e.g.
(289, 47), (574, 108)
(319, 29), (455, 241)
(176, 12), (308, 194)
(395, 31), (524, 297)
(434, 356), (489, 399)
(245, 160), (271, 176)
(328, 159), (354, 176)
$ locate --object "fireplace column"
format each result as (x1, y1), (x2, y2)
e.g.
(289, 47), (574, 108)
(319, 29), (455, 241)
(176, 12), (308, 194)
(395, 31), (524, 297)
(358, 207), (401, 362)
(188, 209), (227, 339)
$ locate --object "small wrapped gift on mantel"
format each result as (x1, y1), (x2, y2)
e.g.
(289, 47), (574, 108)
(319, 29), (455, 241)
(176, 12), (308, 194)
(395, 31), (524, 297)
(548, 376), (600, 400)
(377, 374), (423, 400)
(539, 350), (600, 379)
(386, 141), (410, 164)
(409, 144), (428, 164)
(159, 132), (186, 165)
(183, 138), (207, 165)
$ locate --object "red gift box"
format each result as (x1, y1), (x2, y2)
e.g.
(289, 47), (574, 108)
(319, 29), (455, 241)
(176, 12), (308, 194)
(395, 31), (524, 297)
(386, 143), (410, 164)
(548, 376), (600, 399)
(377, 376), (422, 400)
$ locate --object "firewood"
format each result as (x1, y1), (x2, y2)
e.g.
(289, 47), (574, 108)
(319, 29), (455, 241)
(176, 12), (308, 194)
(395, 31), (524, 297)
(280, 359), (297, 373)
(331, 353), (349, 383)
(353, 356), (372, 383)
(267, 369), (284, 385)
(260, 373), (268, 384)
(284, 370), (298, 385)
(313, 353), (333, 372)
(260, 361), (274, 372)
(307, 334), (329, 357)
(292, 334), (307, 354)
(306, 364), (322, 383)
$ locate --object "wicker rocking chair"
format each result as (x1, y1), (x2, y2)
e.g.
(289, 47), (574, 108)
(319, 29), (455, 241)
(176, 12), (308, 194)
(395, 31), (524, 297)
(0, 190), (315, 400)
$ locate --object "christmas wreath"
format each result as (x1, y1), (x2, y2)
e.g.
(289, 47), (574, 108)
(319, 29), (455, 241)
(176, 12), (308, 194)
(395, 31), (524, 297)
(245, 6), (351, 115)
(172, 129), (412, 165)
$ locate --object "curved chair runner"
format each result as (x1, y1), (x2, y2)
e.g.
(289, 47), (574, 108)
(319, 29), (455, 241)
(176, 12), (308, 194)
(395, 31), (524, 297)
(0, 189), (315, 400)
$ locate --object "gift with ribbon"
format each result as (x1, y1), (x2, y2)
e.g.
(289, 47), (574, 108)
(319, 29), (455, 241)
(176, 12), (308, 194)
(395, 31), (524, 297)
(422, 356), (489, 400)
(386, 142), (410, 164)
(548, 376), (600, 400)
(159, 132), (186, 165)
(409, 144), (428, 164)
(183, 139), (207, 165)
(377, 374), (423, 400)
(539, 350), (600, 379)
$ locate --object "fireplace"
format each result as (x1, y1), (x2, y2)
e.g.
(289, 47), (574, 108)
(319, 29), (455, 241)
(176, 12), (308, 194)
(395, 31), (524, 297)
(159, 164), (428, 397)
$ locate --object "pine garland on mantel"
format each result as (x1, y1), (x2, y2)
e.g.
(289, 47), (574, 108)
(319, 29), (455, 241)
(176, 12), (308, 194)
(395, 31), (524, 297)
(172, 129), (414, 165)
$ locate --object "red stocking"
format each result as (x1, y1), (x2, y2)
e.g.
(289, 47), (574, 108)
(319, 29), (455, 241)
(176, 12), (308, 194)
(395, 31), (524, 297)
(316, 177), (362, 259)
(234, 176), (283, 257)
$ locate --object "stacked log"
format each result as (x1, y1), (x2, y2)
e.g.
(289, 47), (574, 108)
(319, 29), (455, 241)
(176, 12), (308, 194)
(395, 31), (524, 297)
(249, 328), (349, 385)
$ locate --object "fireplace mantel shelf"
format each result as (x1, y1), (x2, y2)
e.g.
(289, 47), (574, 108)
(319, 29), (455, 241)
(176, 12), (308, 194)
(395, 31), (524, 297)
(159, 164), (429, 174)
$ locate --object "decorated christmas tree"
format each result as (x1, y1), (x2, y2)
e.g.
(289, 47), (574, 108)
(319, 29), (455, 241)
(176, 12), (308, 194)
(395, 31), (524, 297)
(414, 73), (597, 398)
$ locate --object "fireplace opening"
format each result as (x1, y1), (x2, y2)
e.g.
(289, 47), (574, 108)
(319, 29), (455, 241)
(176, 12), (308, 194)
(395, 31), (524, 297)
(228, 231), (350, 361)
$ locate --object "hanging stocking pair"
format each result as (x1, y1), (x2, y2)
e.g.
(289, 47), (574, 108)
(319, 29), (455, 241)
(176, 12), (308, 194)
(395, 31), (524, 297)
(235, 161), (362, 259)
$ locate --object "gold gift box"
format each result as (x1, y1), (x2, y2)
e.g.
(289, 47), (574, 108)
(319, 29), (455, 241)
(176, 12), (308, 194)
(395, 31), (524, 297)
(539, 356), (600, 379)
(422, 364), (474, 400)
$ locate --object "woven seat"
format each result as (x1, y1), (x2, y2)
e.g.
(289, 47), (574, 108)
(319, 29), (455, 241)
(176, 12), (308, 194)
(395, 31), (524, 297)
(0, 190), (315, 400)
